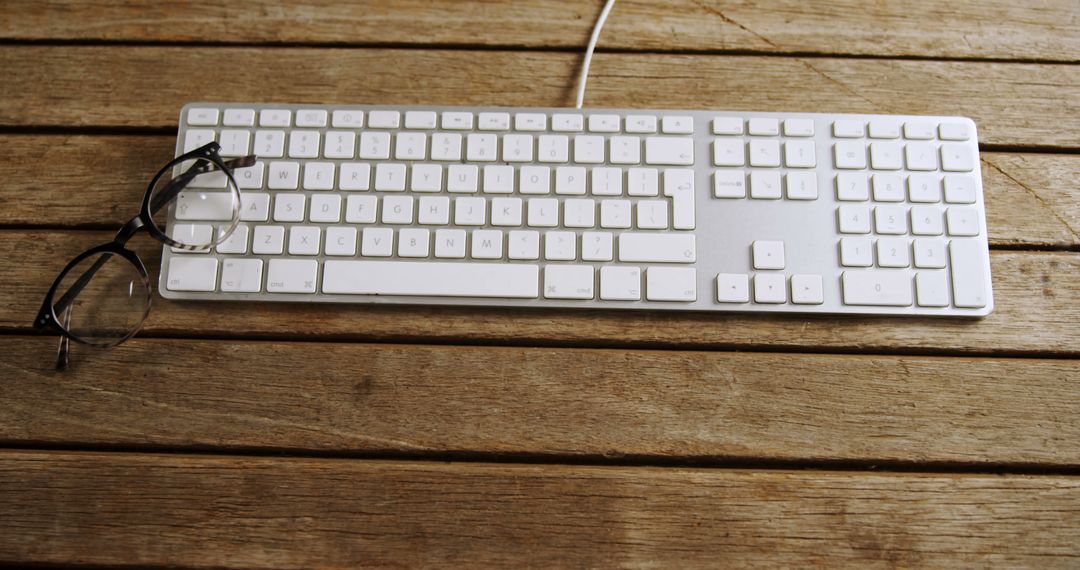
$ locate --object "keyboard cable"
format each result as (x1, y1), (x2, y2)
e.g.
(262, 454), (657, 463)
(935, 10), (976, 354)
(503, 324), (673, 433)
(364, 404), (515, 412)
(574, 0), (617, 109)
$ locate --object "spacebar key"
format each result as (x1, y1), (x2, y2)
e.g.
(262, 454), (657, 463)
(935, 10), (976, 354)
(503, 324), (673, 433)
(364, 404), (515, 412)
(323, 260), (540, 298)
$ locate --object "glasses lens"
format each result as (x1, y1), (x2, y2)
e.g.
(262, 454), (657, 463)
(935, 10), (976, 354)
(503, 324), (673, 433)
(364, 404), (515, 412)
(53, 251), (151, 347)
(148, 155), (242, 251)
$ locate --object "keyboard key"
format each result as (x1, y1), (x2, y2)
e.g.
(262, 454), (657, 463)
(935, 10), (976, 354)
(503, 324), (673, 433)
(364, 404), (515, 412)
(574, 135), (605, 164)
(303, 162), (335, 190)
(753, 240), (785, 270)
(166, 257), (218, 292)
(626, 115), (657, 134)
(491, 197), (523, 226)
(618, 233), (696, 263)
(503, 134), (534, 162)
(527, 198), (559, 227)
(441, 112), (473, 130)
(600, 199), (632, 228)
(842, 271), (912, 306)
(791, 274), (824, 304)
(418, 196), (450, 225)
(187, 107), (219, 126)
(331, 109), (364, 128)
(905, 142), (938, 170)
(916, 271), (950, 307)
(483, 165), (515, 193)
(339, 163), (371, 191)
(260, 109), (291, 127)
(405, 111), (437, 129)
(581, 231), (613, 261)
(361, 227), (394, 257)
(748, 118), (779, 136)
(478, 112), (510, 130)
(544, 231), (576, 260)
(944, 175), (977, 204)
(913, 238), (947, 268)
(712, 117), (743, 135)
(871, 173), (904, 202)
(508, 230), (540, 260)
(783, 119), (814, 137)
(287, 131), (320, 158)
(661, 116), (693, 134)
(538, 135), (570, 163)
(288, 226), (321, 255)
(903, 122), (935, 140)
(716, 273), (750, 303)
(453, 196), (485, 225)
(252, 226), (285, 255)
(176, 191), (237, 221)
(840, 237), (873, 267)
(627, 167), (657, 197)
(324, 131), (356, 159)
(435, 229), (466, 258)
(589, 114), (621, 132)
(399, 228), (431, 258)
(941, 143), (975, 171)
(544, 265), (593, 299)
(869, 141), (902, 170)
(367, 110), (400, 128)
(394, 132), (427, 160)
(868, 120), (900, 139)
(519, 165), (549, 194)
(223, 108), (255, 127)
(713, 139), (746, 166)
(836, 172), (869, 201)
(219, 259), (262, 293)
(946, 207), (980, 236)
(749, 139), (781, 167)
(309, 193), (342, 223)
(750, 171), (782, 199)
(552, 114), (584, 132)
(266, 259), (318, 293)
(466, 133), (498, 162)
(600, 266), (642, 300)
(254, 130), (285, 157)
(636, 200), (668, 229)
(784, 140), (816, 168)
(411, 164), (443, 192)
(874, 205), (907, 234)
(240, 192), (270, 222)
(384, 195), (415, 224)
(646, 267), (696, 301)
(753, 273), (786, 303)
(949, 239), (989, 307)
(374, 163), (407, 191)
(838, 205), (871, 234)
(556, 166), (588, 195)
(273, 194), (305, 222)
(645, 136), (694, 165)
(834, 141), (867, 169)
(713, 170), (746, 198)
(325, 227), (358, 256)
(293, 109), (326, 128)
(663, 169), (696, 230)
(471, 229), (502, 259)
(910, 206), (943, 235)
(610, 136), (641, 165)
(833, 120), (864, 138)
(876, 237), (911, 267)
(908, 174), (941, 202)
(939, 122), (971, 141)
(267, 161), (299, 190)
(345, 195), (377, 224)
(324, 260), (540, 298)
(515, 113), (547, 131)
(786, 172), (818, 200)
(564, 198), (596, 228)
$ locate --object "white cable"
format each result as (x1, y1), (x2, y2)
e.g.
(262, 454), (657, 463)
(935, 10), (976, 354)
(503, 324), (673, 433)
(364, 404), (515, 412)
(575, 0), (617, 109)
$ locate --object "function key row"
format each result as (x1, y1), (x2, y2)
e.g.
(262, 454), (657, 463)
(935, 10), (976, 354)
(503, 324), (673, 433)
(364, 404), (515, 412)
(711, 117), (971, 141)
(186, 107), (695, 134)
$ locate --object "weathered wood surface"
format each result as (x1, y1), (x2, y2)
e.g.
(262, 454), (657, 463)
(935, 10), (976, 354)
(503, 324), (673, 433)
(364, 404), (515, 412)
(2, 0), (1077, 62)
(1, 336), (1077, 466)
(2, 230), (1078, 354)
(2, 134), (1077, 249)
(1, 452), (1077, 568)
(2, 47), (1078, 148)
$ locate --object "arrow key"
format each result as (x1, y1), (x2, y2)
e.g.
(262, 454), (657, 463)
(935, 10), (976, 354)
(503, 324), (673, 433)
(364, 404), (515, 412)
(717, 273), (749, 303)
(791, 274), (824, 304)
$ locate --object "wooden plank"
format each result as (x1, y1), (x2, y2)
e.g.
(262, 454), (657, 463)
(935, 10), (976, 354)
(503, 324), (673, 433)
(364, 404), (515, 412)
(2, 134), (1077, 249)
(1, 47), (1077, 147)
(1, 230), (1078, 354)
(1, 451), (1077, 568)
(1, 0), (1077, 62)
(1, 336), (1077, 465)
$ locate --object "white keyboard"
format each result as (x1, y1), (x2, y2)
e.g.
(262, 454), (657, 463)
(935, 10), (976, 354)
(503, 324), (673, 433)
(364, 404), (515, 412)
(160, 103), (993, 316)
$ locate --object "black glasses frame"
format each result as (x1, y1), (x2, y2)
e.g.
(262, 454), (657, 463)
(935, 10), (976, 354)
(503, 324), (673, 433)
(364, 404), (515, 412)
(33, 142), (254, 367)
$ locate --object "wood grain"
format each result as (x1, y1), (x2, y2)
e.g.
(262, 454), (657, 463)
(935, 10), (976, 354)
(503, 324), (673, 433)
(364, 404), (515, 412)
(1, 230), (1078, 354)
(1, 47), (1078, 148)
(2, 0), (1077, 62)
(1, 336), (1077, 465)
(3, 134), (1078, 249)
(1, 451), (1077, 568)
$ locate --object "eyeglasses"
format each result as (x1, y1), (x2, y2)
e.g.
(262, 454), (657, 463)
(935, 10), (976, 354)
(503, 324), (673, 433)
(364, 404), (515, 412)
(34, 142), (255, 370)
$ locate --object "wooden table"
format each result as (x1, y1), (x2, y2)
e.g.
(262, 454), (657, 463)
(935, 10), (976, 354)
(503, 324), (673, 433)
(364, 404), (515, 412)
(2, 1), (1078, 566)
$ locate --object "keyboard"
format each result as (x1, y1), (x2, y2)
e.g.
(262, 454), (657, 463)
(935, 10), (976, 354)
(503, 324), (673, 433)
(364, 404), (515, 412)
(160, 103), (993, 317)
